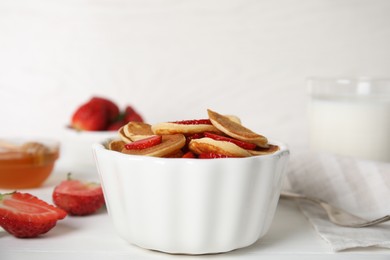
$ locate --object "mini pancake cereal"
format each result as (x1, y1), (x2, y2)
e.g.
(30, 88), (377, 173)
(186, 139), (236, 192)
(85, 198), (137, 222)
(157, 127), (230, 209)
(108, 109), (279, 158)
(123, 122), (154, 141)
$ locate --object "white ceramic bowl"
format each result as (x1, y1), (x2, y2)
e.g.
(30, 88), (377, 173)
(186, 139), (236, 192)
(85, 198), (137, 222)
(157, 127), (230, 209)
(93, 141), (289, 255)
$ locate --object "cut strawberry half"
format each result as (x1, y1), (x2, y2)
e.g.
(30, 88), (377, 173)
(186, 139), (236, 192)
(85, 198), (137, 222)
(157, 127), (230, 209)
(172, 119), (212, 125)
(198, 153), (233, 159)
(0, 192), (67, 238)
(204, 132), (257, 150)
(124, 135), (162, 150)
(53, 176), (105, 216)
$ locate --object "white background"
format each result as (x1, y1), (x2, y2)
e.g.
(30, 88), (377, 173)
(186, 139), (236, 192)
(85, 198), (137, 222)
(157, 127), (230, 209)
(1, 0), (390, 152)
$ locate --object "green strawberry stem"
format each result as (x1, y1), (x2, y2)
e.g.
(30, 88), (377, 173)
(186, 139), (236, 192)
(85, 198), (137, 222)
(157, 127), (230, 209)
(0, 191), (16, 200)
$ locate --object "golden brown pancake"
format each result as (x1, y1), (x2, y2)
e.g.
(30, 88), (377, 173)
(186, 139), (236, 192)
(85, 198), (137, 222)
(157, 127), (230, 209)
(224, 115), (241, 124)
(108, 139), (126, 152)
(248, 144), (280, 156)
(123, 122), (154, 141)
(118, 126), (132, 143)
(207, 109), (268, 148)
(188, 137), (252, 157)
(152, 122), (220, 136)
(163, 150), (184, 158)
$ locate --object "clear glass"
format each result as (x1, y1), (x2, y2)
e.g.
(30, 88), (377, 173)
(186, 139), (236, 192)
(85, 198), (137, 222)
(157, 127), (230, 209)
(307, 77), (390, 162)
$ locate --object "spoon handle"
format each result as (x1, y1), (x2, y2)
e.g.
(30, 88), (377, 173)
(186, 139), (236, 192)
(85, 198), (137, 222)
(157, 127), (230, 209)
(280, 191), (324, 204)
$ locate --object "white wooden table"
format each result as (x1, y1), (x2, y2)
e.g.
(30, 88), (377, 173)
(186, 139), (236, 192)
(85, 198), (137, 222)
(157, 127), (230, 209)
(1, 155), (389, 260)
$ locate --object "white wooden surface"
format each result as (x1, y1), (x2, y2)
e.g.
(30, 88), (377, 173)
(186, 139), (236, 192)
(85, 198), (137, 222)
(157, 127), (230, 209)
(0, 0), (389, 258)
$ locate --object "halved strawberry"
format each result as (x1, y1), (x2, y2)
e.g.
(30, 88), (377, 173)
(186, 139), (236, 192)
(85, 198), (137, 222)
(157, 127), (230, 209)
(172, 119), (212, 125)
(53, 176), (105, 216)
(0, 192), (67, 238)
(185, 133), (204, 145)
(90, 96), (120, 122)
(125, 135), (162, 150)
(203, 132), (257, 150)
(198, 153), (233, 159)
(71, 101), (108, 131)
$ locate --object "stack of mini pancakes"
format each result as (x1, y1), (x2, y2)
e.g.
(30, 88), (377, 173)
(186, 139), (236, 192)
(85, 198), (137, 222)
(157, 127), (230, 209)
(108, 109), (279, 158)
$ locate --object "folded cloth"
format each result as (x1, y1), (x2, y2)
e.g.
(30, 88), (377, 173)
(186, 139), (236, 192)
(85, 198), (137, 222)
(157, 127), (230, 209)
(284, 151), (390, 251)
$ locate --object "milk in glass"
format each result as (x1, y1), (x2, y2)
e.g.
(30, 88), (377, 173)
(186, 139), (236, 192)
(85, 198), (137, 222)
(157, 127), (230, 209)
(308, 78), (390, 162)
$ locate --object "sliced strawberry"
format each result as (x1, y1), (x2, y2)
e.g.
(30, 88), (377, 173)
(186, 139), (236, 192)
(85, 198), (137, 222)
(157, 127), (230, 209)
(53, 177), (105, 216)
(172, 119), (212, 125)
(71, 101), (108, 131)
(185, 133), (204, 145)
(198, 153), (233, 159)
(0, 192), (67, 238)
(187, 133), (204, 140)
(203, 132), (257, 150)
(181, 133), (204, 152)
(182, 151), (196, 158)
(124, 135), (162, 150)
(90, 97), (120, 122)
(124, 105), (144, 123)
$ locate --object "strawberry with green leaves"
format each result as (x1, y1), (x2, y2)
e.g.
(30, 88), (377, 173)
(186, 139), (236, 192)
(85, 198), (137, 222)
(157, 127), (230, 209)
(70, 97), (145, 131)
(53, 174), (105, 216)
(0, 192), (67, 238)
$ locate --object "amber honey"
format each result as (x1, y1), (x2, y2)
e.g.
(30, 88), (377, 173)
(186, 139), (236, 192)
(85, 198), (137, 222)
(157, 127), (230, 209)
(0, 140), (59, 189)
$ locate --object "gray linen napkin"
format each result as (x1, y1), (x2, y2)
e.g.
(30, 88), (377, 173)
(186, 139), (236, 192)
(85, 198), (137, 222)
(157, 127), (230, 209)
(284, 151), (390, 251)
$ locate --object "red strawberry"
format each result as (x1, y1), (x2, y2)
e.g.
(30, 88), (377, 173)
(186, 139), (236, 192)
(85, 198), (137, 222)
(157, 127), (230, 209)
(172, 119), (212, 125)
(124, 105), (144, 123)
(71, 101), (108, 131)
(0, 192), (67, 238)
(182, 133), (204, 153)
(186, 133), (204, 143)
(124, 135), (162, 150)
(204, 132), (257, 150)
(90, 97), (120, 122)
(53, 176), (105, 216)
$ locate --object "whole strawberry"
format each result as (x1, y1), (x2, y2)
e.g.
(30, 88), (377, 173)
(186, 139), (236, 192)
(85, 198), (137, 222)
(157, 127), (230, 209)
(71, 101), (108, 131)
(53, 175), (105, 216)
(90, 96), (120, 122)
(0, 192), (67, 238)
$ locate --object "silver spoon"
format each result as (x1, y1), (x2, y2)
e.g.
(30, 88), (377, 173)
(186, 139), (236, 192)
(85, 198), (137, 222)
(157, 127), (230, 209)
(280, 191), (390, 228)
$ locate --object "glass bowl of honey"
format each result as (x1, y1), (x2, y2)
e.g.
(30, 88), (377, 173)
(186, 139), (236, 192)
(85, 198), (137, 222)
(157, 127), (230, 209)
(0, 138), (59, 189)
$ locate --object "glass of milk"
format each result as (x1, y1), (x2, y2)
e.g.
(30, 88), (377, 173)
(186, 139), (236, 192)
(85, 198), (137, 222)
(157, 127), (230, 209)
(307, 77), (390, 162)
